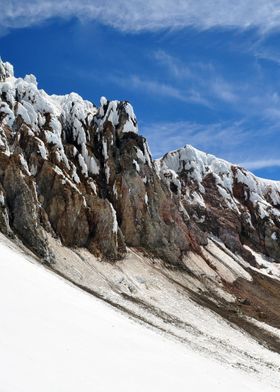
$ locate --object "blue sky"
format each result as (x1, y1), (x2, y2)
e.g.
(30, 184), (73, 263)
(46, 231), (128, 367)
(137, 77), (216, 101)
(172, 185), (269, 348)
(1, 1), (280, 180)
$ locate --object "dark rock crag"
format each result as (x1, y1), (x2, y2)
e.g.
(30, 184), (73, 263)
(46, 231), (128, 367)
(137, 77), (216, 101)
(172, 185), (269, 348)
(0, 60), (205, 264)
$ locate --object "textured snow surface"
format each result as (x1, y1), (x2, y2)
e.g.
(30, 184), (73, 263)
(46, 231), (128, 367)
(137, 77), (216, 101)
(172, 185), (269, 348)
(0, 234), (279, 392)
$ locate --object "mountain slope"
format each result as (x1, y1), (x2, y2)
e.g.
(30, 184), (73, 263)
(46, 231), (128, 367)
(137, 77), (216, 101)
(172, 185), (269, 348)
(0, 233), (280, 392)
(0, 58), (280, 364)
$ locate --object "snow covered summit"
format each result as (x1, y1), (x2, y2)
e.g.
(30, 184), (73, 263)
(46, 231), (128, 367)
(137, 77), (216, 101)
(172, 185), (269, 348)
(157, 144), (280, 262)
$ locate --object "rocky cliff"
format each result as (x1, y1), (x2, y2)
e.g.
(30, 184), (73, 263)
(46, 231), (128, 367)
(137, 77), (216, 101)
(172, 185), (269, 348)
(156, 145), (280, 263)
(1, 59), (280, 354)
(0, 59), (205, 265)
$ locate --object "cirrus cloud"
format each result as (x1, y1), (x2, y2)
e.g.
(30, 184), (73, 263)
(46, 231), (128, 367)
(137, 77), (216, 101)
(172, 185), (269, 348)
(1, 0), (280, 35)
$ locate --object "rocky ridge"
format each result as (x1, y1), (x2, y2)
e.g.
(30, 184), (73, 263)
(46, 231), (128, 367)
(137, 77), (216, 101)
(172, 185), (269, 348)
(1, 59), (280, 354)
(156, 145), (280, 263)
(0, 59), (205, 265)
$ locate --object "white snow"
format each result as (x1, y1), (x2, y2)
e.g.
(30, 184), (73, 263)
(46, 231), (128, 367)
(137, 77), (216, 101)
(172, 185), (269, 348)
(244, 245), (280, 280)
(143, 141), (152, 168)
(133, 159), (140, 172)
(100, 96), (108, 107)
(19, 155), (31, 176)
(109, 203), (118, 233)
(144, 193), (148, 205)
(0, 192), (4, 206)
(112, 183), (118, 199)
(97, 100), (138, 134)
(88, 178), (97, 194)
(37, 139), (48, 160)
(0, 234), (279, 392)
(135, 146), (146, 163)
(78, 154), (89, 177)
(105, 164), (110, 184)
(202, 238), (252, 284)
(102, 139), (109, 160)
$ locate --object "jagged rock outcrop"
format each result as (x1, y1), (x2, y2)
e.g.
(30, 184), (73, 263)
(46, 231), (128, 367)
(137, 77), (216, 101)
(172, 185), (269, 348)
(156, 145), (280, 264)
(0, 60), (205, 264)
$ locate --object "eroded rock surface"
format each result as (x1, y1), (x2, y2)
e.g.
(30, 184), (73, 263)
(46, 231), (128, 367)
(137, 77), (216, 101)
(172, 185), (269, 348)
(156, 145), (280, 264)
(0, 60), (205, 264)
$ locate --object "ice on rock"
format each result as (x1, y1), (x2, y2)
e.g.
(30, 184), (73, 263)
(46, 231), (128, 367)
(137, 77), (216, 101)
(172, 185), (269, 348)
(0, 192), (5, 206)
(133, 159), (140, 173)
(16, 102), (30, 124)
(0, 102), (15, 127)
(0, 60), (14, 81)
(109, 202), (118, 233)
(105, 164), (110, 184)
(78, 154), (89, 177)
(24, 74), (38, 87)
(4, 62), (14, 78)
(113, 182), (118, 199)
(100, 96), (108, 107)
(0, 62), (5, 81)
(102, 139), (109, 160)
(144, 193), (148, 205)
(37, 139), (48, 160)
(88, 178), (97, 194)
(143, 141), (152, 168)
(157, 144), (280, 215)
(121, 102), (138, 134)
(97, 99), (138, 134)
(99, 96), (108, 116)
(135, 147), (146, 163)
(19, 155), (31, 176)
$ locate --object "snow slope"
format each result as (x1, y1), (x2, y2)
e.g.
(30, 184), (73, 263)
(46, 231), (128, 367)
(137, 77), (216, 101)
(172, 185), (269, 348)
(0, 234), (279, 392)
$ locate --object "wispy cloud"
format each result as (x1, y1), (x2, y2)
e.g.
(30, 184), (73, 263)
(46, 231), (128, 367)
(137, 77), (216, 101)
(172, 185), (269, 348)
(154, 50), (193, 79)
(210, 78), (239, 103)
(255, 49), (280, 65)
(152, 49), (280, 122)
(153, 50), (239, 104)
(2, 1), (280, 35)
(239, 159), (280, 170)
(110, 74), (211, 106)
(141, 120), (250, 158)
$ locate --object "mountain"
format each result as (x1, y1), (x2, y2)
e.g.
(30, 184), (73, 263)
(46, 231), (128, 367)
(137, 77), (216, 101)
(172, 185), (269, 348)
(0, 59), (280, 369)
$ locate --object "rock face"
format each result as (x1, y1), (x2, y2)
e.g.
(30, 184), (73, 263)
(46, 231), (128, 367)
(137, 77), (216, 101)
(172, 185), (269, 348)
(0, 60), (205, 264)
(156, 145), (280, 264)
(0, 59), (279, 269)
